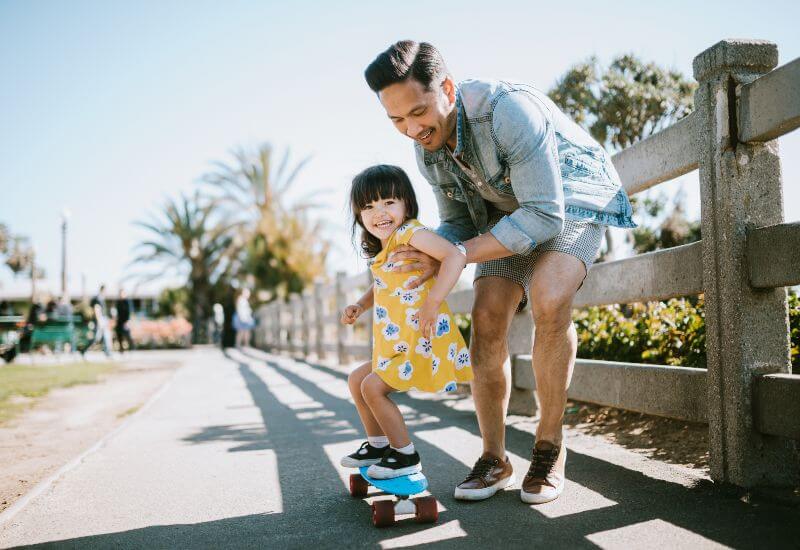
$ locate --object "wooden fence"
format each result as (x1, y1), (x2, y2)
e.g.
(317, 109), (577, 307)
(255, 40), (800, 488)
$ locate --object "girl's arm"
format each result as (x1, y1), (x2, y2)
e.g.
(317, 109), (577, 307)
(355, 284), (374, 311)
(408, 230), (467, 336)
(341, 284), (374, 325)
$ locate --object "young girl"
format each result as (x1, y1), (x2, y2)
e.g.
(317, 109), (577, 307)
(339, 164), (473, 479)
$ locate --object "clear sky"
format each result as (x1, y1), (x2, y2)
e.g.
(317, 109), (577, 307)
(2, 0), (799, 298)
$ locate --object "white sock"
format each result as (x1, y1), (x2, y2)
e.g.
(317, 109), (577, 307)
(368, 436), (389, 448)
(393, 442), (415, 455)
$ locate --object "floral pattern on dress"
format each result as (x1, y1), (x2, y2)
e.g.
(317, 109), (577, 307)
(382, 322), (400, 341)
(369, 218), (472, 393)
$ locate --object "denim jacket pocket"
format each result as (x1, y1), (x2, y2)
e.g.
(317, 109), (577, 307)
(561, 153), (617, 188)
(438, 184), (466, 202)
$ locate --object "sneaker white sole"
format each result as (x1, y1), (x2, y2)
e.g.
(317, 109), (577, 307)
(366, 463), (422, 479)
(453, 473), (516, 501)
(520, 481), (564, 504)
(340, 456), (382, 468)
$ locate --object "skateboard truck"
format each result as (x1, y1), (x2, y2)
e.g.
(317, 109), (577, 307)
(349, 469), (439, 527)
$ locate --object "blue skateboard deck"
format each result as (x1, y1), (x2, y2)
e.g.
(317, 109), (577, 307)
(358, 466), (428, 497)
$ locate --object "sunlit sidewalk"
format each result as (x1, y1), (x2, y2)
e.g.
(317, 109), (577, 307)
(1, 347), (797, 549)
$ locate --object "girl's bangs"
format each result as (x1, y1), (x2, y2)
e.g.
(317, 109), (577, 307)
(352, 175), (403, 211)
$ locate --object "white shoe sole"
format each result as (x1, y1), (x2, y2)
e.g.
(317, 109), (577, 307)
(520, 482), (564, 504)
(366, 463), (422, 479)
(453, 473), (516, 501)
(340, 456), (382, 468)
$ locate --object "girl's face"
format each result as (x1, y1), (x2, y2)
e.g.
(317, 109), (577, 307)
(359, 196), (408, 243)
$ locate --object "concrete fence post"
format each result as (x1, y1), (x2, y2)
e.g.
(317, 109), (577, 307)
(314, 281), (326, 360)
(274, 301), (282, 352)
(302, 290), (312, 358)
(291, 294), (302, 356)
(335, 271), (347, 365)
(694, 39), (799, 486)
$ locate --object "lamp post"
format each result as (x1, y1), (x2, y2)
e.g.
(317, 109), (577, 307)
(61, 209), (71, 298)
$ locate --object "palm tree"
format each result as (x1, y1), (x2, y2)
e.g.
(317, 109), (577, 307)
(201, 144), (329, 297)
(131, 192), (243, 343)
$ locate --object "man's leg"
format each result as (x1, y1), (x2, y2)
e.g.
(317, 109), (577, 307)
(453, 276), (522, 501)
(470, 276), (523, 457)
(521, 250), (585, 504)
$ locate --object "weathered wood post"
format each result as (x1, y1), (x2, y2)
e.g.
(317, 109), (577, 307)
(335, 271), (348, 365)
(274, 301), (282, 352)
(314, 280), (326, 360)
(694, 39), (798, 486)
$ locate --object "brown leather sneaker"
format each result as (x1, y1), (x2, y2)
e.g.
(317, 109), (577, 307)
(454, 452), (515, 501)
(521, 440), (566, 504)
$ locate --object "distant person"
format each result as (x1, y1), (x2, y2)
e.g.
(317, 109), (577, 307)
(0, 300), (15, 316)
(18, 298), (46, 353)
(55, 295), (74, 318)
(79, 284), (112, 357)
(212, 303), (224, 345)
(114, 289), (134, 353)
(233, 288), (255, 348)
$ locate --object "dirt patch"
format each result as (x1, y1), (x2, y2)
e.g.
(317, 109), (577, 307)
(0, 354), (181, 513)
(562, 400), (709, 471)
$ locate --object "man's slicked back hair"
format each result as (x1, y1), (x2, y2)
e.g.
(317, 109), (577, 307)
(364, 40), (449, 93)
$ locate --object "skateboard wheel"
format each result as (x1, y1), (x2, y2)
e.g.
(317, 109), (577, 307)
(349, 474), (368, 498)
(372, 500), (395, 527)
(413, 496), (438, 523)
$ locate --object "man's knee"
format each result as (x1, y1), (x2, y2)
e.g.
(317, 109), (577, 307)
(470, 306), (510, 345)
(531, 288), (574, 330)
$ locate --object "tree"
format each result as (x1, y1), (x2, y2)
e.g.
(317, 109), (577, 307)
(549, 55), (698, 258)
(201, 144), (330, 298)
(1, 224), (45, 298)
(131, 192), (243, 343)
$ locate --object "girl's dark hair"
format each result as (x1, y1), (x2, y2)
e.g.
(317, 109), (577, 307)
(350, 165), (419, 258)
(364, 40), (449, 93)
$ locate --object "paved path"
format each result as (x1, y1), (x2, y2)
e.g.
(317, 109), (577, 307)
(1, 348), (797, 549)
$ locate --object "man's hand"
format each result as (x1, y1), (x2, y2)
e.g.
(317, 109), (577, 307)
(388, 245), (441, 289)
(340, 304), (363, 325)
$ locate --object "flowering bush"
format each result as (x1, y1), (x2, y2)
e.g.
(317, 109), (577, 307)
(130, 317), (192, 349)
(456, 291), (799, 370)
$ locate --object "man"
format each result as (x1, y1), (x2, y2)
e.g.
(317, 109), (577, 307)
(363, 41), (635, 504)
(114, 288), (134, 353)
(80, 284), (112, 358)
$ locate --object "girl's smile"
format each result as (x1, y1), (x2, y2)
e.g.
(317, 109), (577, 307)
(360, 197), (407, 244)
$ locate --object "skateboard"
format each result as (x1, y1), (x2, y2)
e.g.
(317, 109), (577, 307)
(349, 466), (439, 527)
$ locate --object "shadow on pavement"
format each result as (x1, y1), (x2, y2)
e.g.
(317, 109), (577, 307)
(11, 350), (798, 549)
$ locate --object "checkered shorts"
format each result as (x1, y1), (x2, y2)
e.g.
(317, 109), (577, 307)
(475, 217), (604, 310)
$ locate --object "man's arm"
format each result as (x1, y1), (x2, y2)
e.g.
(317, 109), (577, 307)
(488, 92), (564, 255)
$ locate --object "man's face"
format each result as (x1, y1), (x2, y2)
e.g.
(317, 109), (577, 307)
(379, 77), (457, 151)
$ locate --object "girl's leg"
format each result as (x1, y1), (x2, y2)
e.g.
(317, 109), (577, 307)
(361, 373), (410, 448)
(348, 362), (383, 436)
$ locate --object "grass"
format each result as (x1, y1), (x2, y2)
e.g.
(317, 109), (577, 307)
(0, 362), (116, 423)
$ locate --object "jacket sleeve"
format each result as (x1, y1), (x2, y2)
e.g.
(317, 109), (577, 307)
(488, 92), (564, 254)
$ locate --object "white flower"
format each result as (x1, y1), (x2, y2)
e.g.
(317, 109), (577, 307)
(395, 222), (412, 235)
(405, 308), (419, 330)
(398, 290), (421, 305)
(435, 313), (451, 338)
(442, 381), (458, 393)
(398, 360), (413, 380)
(374, 305), (389, 324)
(431, 354), (440, 376)
(393, 341), (409, 354)
(382, 322), (400, 341)
(381, 262), (396, 272)
(447, 343), (457, 362)
(373, 276), (387, 289)
(456, 347), (471, 370)
(376, 356), (392, 371)
(415, 337), (432, 358)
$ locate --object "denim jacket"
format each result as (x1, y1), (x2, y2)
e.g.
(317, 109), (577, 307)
(415, 79), (636, 255)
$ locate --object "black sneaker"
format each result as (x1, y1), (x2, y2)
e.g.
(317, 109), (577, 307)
(340, 441), (388, 468)
(366, 448), (422, 479)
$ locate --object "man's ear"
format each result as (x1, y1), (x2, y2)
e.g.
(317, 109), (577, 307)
(442, 77), (456, 105)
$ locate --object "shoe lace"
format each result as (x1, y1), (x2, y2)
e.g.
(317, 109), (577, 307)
(527, 446), (558, 481)
(463, 457), (498, 483)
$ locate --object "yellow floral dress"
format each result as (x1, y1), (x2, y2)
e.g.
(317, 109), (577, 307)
(370, 218), (473, 392)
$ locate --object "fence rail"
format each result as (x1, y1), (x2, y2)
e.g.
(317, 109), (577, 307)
(256, 39), (800, 488)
